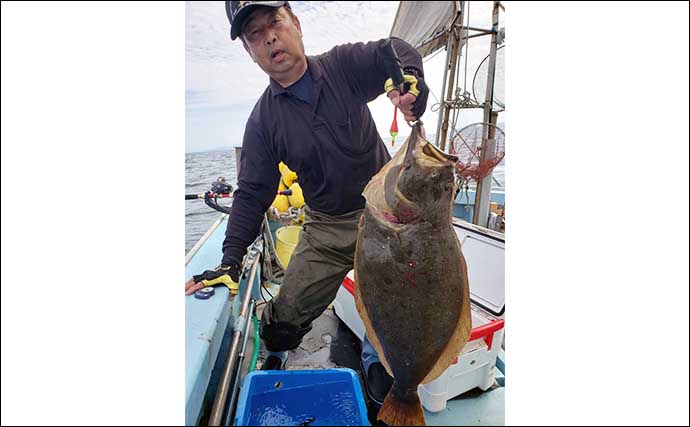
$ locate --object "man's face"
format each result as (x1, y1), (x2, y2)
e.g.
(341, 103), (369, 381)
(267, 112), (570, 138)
(241, 7), (305, 80)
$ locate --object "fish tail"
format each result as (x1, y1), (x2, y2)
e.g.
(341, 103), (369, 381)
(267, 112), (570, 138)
(377, 382), (426, 426)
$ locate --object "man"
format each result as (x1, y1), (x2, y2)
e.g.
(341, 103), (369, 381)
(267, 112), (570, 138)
(185, 0), (429, 406)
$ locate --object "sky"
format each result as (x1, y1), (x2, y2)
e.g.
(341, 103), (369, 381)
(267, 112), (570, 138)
(185, 1), (503, 153)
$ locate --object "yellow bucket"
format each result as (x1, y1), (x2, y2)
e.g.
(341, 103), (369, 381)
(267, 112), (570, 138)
(275, 225), (302, 269)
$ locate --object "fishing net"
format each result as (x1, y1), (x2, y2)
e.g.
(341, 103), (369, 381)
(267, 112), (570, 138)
(472, 45), (505, 112)
(449, 122), (505, 182)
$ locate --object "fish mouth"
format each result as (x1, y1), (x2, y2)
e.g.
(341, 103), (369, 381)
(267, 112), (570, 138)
(405, 125), (458, 168)
(362, 124), (456, 227)
(271, 49), (285, 59)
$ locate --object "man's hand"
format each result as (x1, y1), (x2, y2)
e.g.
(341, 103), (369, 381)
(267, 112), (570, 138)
(388, 90), (418, 122)
(185, 264), (240, 295)
(385, 69), (429, 122)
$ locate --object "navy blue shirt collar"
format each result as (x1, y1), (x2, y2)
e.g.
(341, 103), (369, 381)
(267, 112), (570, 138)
(269, 56), (321, 97)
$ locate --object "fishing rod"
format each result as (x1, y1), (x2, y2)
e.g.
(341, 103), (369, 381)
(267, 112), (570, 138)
(185, 192), (232, 200)
(185, 188), (293, 200)
(185, 176), (235, 214)
(185, 176), (234, 199)
(186, 176), (294, 215)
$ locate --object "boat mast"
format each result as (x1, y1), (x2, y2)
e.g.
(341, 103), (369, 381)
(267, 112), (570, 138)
(472, 0), (501, 227)
(431, 1), (504, 227)
(436, 1), (465, 151)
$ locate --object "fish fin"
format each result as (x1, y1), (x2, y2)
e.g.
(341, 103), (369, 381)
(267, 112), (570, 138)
(378, 384), (426, 426)
(421, 239), (473, 384)
(353, 259), (394, 377)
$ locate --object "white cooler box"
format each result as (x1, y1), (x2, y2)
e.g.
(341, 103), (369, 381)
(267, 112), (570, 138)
(332, 219), (505, 412)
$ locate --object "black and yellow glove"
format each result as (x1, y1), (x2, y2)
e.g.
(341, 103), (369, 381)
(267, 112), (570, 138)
(193, 264), (240, 287)
(184, 264), (241, 297)
(384, 67), (429, 120)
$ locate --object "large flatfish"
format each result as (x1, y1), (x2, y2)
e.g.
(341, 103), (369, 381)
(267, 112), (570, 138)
(354, 124), (472, 426)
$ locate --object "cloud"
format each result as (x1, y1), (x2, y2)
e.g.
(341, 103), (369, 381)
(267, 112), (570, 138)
(186, 1), (504, 152)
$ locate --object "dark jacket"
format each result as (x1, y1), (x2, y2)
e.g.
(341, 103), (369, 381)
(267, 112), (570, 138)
(222, 37), (424, 266)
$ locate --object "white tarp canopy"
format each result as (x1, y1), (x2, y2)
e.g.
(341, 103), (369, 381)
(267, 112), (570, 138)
(389, 1), (459, 58)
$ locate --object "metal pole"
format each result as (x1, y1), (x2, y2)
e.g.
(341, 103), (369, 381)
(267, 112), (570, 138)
(261, 215), (275, 281)
(464, 26), (495, 34)
(224, 298), (256, 426)
(473, 1), (501, 227)
(465, 32), (493, 40)
(438, 2), (465, 151)
(234, 147), (242, 178)
(208, 256), (261, 426)
(435, 33), (452, 148)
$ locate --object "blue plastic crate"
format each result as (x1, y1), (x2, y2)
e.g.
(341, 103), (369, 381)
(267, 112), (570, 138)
(234, 368), (369, 426)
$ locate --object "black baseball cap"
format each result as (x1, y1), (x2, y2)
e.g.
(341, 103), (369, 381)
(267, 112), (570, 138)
(225, 1), (289, 40)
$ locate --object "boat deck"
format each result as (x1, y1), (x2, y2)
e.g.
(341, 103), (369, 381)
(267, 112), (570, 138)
(185, 214), (505, 426)
(255, 303), (505, 426)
